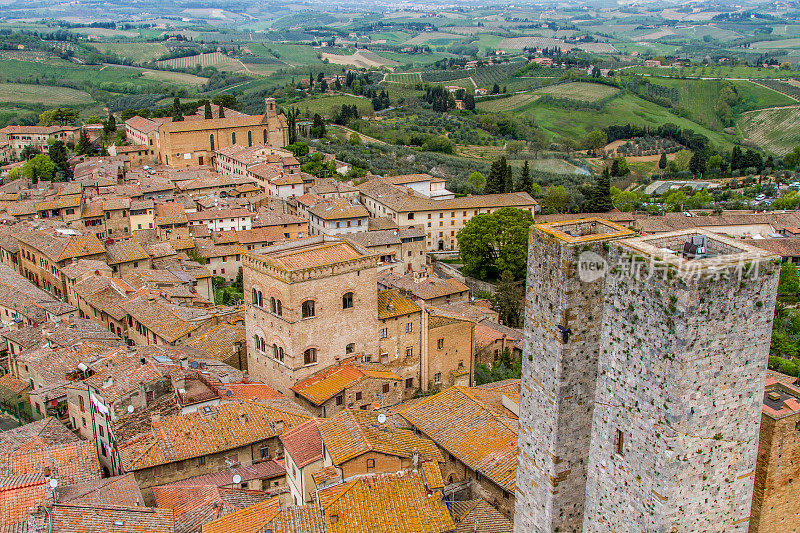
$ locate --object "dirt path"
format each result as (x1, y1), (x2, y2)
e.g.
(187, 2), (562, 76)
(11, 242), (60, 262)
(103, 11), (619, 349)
(332, 125), (388, 145)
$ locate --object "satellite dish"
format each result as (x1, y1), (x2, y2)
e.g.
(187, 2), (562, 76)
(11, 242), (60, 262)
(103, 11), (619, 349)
(49, 479), (58, 489)
(377, 414), (387, 424)
(127, 405), (134, 413)
(232, 474), (242, 484)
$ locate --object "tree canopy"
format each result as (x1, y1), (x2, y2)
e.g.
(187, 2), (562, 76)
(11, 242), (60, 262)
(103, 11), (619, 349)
(457, 207), (534, 280)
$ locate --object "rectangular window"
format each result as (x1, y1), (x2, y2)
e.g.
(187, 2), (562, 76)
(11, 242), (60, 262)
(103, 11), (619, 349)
(437, 338), (444, 349)
(434, 372), (442, 384)
(615, 429), (624, 456)
(366, 458), (375, 468)
(380, 328), (388, 339)
(405, 378), (414, 389)
(405, 323), (412, 333)
(336, 395), (343, 406)
(382, 383), (390, 394)
(197, 456), (206, 466)
(405, 348), (413, 358)
(355, 391), (362, 401)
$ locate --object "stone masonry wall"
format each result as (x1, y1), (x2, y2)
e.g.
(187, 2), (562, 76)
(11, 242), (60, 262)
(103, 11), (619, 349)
(582, 244), (779, 532)
(515, 229), (619, 533)
(749, 410), (800, 533)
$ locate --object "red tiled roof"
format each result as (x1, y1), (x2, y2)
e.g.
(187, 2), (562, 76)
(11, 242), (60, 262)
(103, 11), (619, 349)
(279, 418), (323, 468)
(160, 460), (285, 488)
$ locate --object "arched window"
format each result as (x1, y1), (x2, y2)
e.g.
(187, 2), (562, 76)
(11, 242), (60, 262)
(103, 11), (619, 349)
(302, 300), (315, 318)
(270, 297), (276, 314)
(210, 134), (215, 151)
(304, 348), (317, 365)
(275, 299), (283, 317)
(346, 343), (355, 354)
(232, 132), (236, 145)
(263, 129), (267, 144)
(252, 288), (257, 305)
(277, 346), (284, 362)
(273, 344), (279, 359)
(247, 130), (252, 147)
(342, 292), (354, 309)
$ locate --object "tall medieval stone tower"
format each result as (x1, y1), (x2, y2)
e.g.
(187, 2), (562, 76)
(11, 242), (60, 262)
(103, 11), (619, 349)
(515, 222), (780, 533)
(515, 219), (634, 533)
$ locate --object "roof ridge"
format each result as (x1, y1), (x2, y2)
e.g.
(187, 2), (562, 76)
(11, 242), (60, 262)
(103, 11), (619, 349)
(320, 478), (359, 511)
(349, 409), (373, 452)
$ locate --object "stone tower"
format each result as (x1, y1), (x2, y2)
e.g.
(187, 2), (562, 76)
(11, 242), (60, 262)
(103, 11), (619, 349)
(515, 219), (634, 533)
(581, 230), (779, 532)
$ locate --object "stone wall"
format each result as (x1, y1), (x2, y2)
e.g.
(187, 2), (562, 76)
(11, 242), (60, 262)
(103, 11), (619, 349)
(582, 241), (779, 532)
(515, 225), (627, 533)
(749, 407), (800, 532)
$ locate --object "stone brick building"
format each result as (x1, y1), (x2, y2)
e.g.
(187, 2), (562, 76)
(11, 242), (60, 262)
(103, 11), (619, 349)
(515, 219), (781, 532)
(244, 237), (379, 395)
(400, 380), (520, 519)
(0, 125), (79, 160)
(515, 219), (634, 533)
(749, 376), (800, 533)
(155, 99), (288, 168)
(290, 357), (403, 417)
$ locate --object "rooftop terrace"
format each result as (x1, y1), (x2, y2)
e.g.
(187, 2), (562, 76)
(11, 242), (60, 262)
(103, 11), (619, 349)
(534, 217), (634, 244)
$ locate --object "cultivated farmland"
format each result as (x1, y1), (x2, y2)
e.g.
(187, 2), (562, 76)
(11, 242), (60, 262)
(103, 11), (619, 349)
(739, 106), (800, 155)
(476, 93), (541, 112)
(156, 52), (242, 70)
(384, 72), (422, 85)
(0, 83), (93, 106)
(91, 42), (168, 63)
(534, 82), (619, 102)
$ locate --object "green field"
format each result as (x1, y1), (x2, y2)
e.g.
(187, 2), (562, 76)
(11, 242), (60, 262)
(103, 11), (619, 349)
(519, 92), (736, 149)
(476, 93), (540, 112)
(384, 72), (422, 85)
(534, 82), (620, 102)
(140, 69), (208, 86)
(90, 42), (168, 63)
(739, 106), (800, 156)
(252, 43), (323, 67)
(0, 82), (93, 105)
(632, 78), (796, 131)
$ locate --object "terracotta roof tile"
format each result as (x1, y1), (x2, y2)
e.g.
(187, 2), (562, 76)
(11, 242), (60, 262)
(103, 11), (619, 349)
(279, 419), (323, 468)
(318, 409), (442, 466)
(451, 499), (513, 533)
(400, 385), (518, 492)
(291, 360), (401, 406)
(377, 289), (421, 319)
(118, 400), (310, 471)
(201, 496), (281, 533)
(318, 471), (455, 533)
(160, 460), (285, 488)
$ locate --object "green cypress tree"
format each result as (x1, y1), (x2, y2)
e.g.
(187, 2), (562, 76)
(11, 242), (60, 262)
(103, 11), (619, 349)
(518, 160), (533, 193)
(204, 101), (212, 119)
(172, 97), (183, 122)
